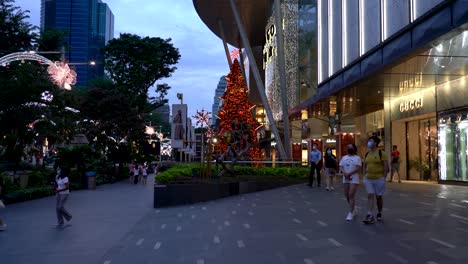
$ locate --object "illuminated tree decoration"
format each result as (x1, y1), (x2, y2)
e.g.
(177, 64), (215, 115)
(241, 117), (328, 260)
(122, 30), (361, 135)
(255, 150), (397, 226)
(216, 59), (261, 160)
(47, 62), (77, 90)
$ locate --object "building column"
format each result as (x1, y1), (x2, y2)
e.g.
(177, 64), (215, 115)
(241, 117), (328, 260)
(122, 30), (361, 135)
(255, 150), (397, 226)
(274, 0), (292, 160)
(217, 19), (233, 69)
(228, 0), (287, 160)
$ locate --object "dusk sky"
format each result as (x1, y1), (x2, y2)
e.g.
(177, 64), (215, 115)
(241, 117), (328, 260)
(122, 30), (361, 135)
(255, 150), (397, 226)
(15, 0), (231, 119)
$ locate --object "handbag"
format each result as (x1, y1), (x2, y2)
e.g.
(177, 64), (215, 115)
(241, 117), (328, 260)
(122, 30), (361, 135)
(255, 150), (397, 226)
(0, 200), (5, 209)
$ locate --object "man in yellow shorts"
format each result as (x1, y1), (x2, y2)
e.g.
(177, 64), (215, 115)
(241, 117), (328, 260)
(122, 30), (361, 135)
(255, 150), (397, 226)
(362, 136), (389, 224)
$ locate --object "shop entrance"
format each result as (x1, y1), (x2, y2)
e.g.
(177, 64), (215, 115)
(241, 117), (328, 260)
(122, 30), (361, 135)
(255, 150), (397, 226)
(392, 114), (438, 181)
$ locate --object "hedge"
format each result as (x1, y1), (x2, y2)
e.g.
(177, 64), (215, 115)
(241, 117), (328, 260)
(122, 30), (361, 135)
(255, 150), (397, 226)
(155, 163), (309, 184)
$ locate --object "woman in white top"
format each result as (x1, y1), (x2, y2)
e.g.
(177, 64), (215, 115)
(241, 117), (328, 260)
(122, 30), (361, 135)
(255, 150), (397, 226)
(339, 144), (362, 221)
(133, 164), (140, 184)
(55, 167), (72, 227)
(141, 164), (148, 185)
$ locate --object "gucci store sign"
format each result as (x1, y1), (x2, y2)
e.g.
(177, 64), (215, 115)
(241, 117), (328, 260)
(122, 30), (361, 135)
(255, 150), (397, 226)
(399, 98), (423, 112)
(391, 88), (435, 120)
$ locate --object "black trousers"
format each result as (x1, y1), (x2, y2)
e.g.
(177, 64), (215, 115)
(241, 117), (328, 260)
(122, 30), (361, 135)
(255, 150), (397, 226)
(309, 163), (322, 187)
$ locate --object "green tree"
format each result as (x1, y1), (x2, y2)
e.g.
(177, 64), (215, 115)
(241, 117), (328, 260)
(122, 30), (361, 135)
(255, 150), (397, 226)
(0, 0), (36, 56)
(103, 33), (180, 108)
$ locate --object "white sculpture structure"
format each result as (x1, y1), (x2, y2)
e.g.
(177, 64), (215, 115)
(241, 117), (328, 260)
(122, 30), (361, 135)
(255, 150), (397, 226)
(0, 51), (77, 90)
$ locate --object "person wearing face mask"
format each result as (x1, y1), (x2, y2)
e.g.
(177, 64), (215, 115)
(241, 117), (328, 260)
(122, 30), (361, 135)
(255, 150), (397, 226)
(324, 148), (337, 191)
(362, 136), (389, 224)
(309, 143), (322, 187)
(339, 144), (362, 221)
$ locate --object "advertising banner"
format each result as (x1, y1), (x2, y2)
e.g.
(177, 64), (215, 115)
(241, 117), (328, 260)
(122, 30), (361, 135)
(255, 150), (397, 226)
(171, 104), (187, 149)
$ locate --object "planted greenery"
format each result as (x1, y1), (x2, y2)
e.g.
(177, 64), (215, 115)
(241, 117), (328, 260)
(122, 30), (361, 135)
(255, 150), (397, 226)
(155, 163), (308, 184)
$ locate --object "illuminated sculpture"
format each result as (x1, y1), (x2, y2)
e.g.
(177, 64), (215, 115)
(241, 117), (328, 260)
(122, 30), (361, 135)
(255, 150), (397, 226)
(0, 52), (77, 90)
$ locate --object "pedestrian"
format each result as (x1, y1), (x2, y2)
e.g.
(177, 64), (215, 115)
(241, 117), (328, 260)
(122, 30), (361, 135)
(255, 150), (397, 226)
(141, 163), (148, 185)
(389, 145), (401, 183)
(362, 136), (389, 224)
(324, 148), (337, 191)
(309, 143), (322, 188)
(129, 162), (135, 183)
(0, 176), (7, 231)
(55, 167), (72, 228)
(133, 163), (140, 184)
(340, 144), (362, 221)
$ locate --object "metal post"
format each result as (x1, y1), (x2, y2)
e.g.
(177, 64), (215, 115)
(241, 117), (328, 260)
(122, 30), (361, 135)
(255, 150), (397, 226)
(218, 19), (233, 69)
(228, 0), (287, 160)
(274, 0), (291, 160)
(159, 126), (162, 164)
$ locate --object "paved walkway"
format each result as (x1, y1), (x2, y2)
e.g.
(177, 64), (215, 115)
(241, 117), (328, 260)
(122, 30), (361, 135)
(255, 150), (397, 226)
(0, 176), (155, 264)
(1, 177), (468, 264)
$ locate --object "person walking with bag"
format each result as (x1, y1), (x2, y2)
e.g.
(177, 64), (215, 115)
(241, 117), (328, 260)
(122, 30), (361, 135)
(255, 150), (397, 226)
(324, 148), (337, 191)
(362, 136), (389, 224)
(309, 143), (322, 188)
(55, 167), (72, 228)
(340, 144), (362, 221)
(0, 176), (7, 231)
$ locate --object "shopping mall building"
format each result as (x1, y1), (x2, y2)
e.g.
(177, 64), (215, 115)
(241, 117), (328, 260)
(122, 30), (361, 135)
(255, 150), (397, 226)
(193, 0), (468, 185)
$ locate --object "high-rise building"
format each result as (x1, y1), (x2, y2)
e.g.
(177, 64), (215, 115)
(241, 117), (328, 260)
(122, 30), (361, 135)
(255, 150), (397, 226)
(40, 0), (114, 86)
(153, 104), (170, 124)
(212, 76), (227, 126)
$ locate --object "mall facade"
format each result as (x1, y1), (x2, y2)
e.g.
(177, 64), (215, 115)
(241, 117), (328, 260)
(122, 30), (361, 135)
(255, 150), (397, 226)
(193, 0), (468, 184)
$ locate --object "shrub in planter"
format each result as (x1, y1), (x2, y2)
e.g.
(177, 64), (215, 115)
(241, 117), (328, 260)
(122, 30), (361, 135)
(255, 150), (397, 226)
(4, 186), (54, 204)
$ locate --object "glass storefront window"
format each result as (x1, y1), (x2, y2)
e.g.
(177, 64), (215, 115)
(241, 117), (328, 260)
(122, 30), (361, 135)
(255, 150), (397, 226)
(438, 110), (468, 182)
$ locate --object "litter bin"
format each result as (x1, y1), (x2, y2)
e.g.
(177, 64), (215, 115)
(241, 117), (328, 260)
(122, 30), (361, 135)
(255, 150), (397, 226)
(86, 172), (97, 190)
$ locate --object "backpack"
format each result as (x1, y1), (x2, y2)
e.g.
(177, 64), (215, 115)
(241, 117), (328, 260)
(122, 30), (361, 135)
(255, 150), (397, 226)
(365, 150), (382, 161)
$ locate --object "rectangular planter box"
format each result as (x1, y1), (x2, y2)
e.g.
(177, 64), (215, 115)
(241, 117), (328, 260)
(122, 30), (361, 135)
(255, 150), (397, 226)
(154, 179), (305, 208)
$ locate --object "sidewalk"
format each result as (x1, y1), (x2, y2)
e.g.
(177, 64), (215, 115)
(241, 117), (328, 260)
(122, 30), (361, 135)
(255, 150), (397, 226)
(0, 175), (155, 264)
(2, 176), (468, 264)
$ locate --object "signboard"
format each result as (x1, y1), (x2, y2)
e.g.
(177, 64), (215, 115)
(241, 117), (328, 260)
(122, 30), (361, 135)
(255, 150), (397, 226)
(391, 87), (435, 120)
(171, 104), (187, 149)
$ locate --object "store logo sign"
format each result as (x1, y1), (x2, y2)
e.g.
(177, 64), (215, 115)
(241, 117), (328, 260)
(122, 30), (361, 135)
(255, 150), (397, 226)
(325, 139), (336, 144)
(399, 98), (424, 113)
(263, 24), (277, 70)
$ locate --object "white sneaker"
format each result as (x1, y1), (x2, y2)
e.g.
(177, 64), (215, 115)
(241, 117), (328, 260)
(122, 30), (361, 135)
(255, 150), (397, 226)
(325, 187), (330, 191)
(330, 186), (335, 190)
(346, 212), (354, 221)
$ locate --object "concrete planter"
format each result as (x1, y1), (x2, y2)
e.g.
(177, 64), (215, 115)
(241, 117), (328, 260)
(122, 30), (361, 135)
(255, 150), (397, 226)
(154, 179), (304, 208)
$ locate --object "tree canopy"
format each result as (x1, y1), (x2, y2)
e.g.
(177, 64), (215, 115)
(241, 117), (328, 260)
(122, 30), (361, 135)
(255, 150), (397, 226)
(103, 33), (180, 107)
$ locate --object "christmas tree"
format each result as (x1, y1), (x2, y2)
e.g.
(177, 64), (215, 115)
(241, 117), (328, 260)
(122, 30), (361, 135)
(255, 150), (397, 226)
(216, 59), (261, 161)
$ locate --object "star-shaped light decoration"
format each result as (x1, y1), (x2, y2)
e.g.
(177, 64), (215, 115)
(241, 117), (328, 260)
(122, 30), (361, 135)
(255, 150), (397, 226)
(47, 62), (77, 90)
(193, 108), (212, 128)
(230, 49), (240, 61)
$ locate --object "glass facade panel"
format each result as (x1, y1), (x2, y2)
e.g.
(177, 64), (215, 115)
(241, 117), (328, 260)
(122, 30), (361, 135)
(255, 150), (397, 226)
(359, 0), (380, 55)
(412, 0), (443, 21)
(329, 0), (342, 75)
(41, 0), (114, 86)
(318, 0), (328, 82)
(298, 0), (317, 101)
(343, 0), (359, 66)
(382, 0), (410, 40)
